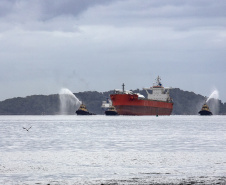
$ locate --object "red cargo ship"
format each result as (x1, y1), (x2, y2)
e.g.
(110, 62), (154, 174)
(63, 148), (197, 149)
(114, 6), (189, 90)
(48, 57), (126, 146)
(110, 76), (173, 116)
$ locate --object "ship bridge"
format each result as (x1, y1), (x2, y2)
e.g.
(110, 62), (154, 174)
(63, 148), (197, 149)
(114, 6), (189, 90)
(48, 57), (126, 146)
(143, 76), (172, 102)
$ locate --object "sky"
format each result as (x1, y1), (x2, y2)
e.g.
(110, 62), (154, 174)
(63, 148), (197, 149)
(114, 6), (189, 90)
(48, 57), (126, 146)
(0, 0), (226, 102)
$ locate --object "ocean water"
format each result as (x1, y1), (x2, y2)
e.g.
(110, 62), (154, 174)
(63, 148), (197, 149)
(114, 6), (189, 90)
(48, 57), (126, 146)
(0, 115), (225, 185)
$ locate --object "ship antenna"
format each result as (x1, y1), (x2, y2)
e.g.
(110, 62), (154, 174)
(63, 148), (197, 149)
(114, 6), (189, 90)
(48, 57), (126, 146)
(122, 83), (125, 93)
(156, 75), (162, 86)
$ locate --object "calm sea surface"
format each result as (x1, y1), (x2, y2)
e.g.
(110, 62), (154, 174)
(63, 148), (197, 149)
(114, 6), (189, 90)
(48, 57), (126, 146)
(0, 115), (225, 184)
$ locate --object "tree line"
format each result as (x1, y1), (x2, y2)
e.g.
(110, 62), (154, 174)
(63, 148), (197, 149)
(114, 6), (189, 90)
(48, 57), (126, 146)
(0, 88), (225, 115)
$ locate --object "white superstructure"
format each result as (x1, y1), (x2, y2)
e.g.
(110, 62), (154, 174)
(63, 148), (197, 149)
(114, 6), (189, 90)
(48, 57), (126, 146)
(143, 76), (172, 102)
(101, 98), (112, 109)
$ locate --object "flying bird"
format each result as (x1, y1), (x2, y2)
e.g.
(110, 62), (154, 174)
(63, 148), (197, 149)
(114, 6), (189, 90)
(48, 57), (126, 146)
(23, 126), (32, 131)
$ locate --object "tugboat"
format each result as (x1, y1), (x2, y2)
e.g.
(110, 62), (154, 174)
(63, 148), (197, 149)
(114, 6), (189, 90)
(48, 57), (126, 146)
(101, 98), (118, 115)
(76, 104), (95, 115)
(198, 103), (212, 115)
(105, 106), (118, 116)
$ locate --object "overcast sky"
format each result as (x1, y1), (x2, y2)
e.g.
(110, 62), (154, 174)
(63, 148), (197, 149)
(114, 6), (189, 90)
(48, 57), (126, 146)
(0, 0), (226, 102)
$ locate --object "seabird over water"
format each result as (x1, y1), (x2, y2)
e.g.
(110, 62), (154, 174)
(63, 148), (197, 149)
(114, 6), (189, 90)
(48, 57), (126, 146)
(23, 126), (32, 131)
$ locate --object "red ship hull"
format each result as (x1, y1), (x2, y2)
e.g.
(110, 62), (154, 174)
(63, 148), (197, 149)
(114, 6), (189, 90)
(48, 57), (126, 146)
(110, 94), (173, 116)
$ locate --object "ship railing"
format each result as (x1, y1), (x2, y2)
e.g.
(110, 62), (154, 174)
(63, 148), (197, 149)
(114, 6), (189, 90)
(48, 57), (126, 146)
(114, 89), (123, 94)
(125, 90), (133, 94)
(114, 89), (133, 94)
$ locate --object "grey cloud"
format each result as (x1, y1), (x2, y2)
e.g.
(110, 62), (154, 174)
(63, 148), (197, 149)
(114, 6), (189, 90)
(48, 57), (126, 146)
(1, 0), (225, 32)
(0, 0), (116, 32)
(1, 0), (226, 22)
(132, 0), (226, 18)
(0, 0), (115, 20)
(0, 1), (15, 8)
(0, 0), (226, 102)
(0, 0), (15, 16)
(40, 0), (115, 20)
(70, 0), (226, 34)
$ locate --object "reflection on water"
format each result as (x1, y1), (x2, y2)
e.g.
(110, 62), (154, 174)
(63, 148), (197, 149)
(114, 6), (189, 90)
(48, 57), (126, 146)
(0, 115), (226, 184)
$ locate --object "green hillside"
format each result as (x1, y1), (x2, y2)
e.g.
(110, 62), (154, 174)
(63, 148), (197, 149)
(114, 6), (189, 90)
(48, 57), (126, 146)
(0, 88), (225, 115)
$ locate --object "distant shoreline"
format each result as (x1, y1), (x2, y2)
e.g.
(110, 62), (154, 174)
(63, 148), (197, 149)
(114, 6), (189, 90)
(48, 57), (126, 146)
(0, 89), (226, 115)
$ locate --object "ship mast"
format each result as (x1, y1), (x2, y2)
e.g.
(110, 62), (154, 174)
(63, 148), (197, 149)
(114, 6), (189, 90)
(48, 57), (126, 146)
(122, 83), (125, 93)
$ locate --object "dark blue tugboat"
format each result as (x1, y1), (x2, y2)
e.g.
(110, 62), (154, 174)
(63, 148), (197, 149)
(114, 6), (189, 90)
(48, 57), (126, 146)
(105, 106), (118, 116)
(76, 104), (95, 115)
(101, 98), (118, 116)
(198, 103), (212, 115)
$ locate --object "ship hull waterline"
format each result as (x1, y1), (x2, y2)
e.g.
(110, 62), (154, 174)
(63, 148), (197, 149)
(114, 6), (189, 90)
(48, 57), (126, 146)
(198, 110), (212, 116)
(105, 110), (118, 116)
(114, 105), (172, 115)
(76, 110), (95, 115)
(111, 94), (173, 116)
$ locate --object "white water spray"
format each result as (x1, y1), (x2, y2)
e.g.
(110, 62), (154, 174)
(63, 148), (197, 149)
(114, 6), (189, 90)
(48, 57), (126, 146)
(206, 90), (219, 115)
(59, 88), (81, 115)
(206, 90), (219, 103)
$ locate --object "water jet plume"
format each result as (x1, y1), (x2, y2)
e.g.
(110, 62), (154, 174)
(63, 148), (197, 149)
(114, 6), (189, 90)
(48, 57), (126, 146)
(206, 90), (219, 103)
(59, 88), (81, 115)
(206, 90), (220, 115)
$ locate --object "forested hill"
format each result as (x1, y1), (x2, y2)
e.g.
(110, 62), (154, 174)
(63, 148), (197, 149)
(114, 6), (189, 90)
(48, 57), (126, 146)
(0, 88), (225, 115)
